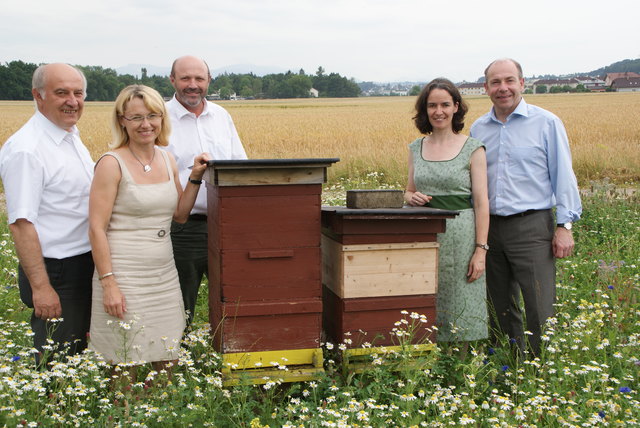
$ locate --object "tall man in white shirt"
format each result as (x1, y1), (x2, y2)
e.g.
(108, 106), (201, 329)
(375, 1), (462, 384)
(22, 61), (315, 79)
(0, 63), (94, 363)
(470, 58), (582, 357)
(165, 55), (247, 325)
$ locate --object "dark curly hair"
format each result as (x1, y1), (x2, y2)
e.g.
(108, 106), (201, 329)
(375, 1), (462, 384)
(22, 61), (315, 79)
(413, 78), (468, 134)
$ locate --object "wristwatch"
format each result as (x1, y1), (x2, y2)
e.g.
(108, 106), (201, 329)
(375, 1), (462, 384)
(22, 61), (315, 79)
(557, 222), (573, 231)
(475, 243), (489, 250)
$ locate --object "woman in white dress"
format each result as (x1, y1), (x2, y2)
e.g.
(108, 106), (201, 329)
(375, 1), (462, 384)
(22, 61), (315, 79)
(89, 85), (208, 372)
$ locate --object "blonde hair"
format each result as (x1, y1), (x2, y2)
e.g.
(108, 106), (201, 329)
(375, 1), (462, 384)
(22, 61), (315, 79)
(110, 85), (171, 149)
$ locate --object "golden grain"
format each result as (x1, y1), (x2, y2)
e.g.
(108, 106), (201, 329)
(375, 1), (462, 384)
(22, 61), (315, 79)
(1, 93), (638, 185)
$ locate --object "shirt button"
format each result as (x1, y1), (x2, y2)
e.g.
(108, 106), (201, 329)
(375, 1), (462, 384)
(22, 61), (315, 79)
(158, 230), (166, 237)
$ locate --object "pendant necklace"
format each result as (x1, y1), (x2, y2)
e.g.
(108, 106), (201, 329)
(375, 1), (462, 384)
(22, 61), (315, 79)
(129, 146), (155, 173)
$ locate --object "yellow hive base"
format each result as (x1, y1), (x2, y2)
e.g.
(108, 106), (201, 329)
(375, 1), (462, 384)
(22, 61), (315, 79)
(222, 348), (324, 386)
(342, 343), (436, 373)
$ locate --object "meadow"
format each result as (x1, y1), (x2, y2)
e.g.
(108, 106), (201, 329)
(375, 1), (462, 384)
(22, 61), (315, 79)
(1, 92), (639, 187)
(0, 94), (639, 426)
(0, 182), (638, 426)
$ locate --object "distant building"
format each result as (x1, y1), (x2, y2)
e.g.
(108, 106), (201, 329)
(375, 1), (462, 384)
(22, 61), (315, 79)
(603, 72), (640, 87)
(532, 78), (580, 93)
(575, 76), (607, 92)
(457, 82), (485, 96)
(309, 88), (319, 98)
(611, 77), (640, 92)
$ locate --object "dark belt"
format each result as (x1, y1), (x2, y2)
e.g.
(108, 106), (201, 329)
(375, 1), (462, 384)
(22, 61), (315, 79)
(491, 209), (548, 219)
(188, 214), (207, 222)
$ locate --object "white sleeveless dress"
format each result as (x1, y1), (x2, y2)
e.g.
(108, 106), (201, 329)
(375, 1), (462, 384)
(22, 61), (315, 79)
(89, 149), (186, 363)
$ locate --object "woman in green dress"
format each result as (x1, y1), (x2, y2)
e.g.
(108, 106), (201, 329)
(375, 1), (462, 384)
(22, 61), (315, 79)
(404, 78), (490, 344)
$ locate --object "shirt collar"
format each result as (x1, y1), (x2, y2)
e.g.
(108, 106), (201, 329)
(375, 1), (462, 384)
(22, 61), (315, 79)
(170, 94), (210, 119)
(489, 97), (529, 123)
(34, 110), (80, 146)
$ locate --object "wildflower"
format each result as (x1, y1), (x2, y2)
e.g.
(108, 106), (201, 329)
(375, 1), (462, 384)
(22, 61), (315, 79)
(119, 321), (131, 330)
(356, 410), (368, 421)
(459, 414), (475, 425)
(619, 387), (631, 393)
(501, 365), (509, 372)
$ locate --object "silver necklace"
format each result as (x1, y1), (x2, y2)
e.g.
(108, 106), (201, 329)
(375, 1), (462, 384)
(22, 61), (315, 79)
(129, 146), (155, 173)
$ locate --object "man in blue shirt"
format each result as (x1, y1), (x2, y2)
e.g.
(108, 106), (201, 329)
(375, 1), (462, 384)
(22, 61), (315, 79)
(470, 58), (582, 357)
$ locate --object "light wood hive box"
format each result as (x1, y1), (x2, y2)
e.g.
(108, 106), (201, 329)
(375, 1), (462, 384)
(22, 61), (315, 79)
(322, 235), (438, 299)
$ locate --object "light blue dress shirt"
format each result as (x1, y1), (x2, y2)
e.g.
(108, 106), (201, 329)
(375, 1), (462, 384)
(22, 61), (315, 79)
(470, 98), (582, 223)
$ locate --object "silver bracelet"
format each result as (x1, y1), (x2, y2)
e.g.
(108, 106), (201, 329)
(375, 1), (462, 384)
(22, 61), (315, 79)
(98, 272), (114, 280)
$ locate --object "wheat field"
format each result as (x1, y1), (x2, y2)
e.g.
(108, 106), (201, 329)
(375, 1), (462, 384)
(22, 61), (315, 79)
(1, 93), (639, 186)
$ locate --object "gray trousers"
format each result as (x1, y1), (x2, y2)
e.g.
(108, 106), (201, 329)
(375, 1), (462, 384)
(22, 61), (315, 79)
(171, 217), (208, 325)
(487, 209), (556, 357)
(18, 251), (93, 364)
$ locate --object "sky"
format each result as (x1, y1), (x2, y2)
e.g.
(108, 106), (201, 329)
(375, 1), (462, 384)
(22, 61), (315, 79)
(2, 0), (638, 83)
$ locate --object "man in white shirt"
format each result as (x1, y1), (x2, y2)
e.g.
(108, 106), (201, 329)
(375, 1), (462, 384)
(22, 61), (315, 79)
(165, 55), (247, 325)
(0, 63), (94, 364)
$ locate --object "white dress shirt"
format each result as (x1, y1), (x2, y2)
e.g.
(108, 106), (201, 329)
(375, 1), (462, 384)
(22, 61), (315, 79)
(165, 95), (247, 215)
(0, 111), (94, 258)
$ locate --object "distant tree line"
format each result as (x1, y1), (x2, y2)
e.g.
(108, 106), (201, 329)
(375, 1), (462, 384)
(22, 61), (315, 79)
(0, 61), (361, 101)
(210, 66), (360, 99)
(533, 84), (592, 94)
(0, 61), (174, 101)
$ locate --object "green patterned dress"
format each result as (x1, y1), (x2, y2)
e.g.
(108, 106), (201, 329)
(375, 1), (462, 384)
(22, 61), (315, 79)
(409, 136), (488, 342)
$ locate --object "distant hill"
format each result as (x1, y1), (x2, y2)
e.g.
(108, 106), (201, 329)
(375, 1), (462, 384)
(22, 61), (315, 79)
(528, 58), (640, 81)
(588, 58), (640, 76)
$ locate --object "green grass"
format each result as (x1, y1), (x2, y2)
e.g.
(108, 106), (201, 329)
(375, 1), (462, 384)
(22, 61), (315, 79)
(0, 180), (638, 427)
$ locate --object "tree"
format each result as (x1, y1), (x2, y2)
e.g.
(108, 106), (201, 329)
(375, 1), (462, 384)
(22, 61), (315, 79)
(78, 66), (122, 101)
(211, 74), (232, 92)
(409, 85), (421, 96)
(286, 74), (312, 98)
(0, 60), (38, 100)
(219, 86), (233, 100)
(575, 84), (589, 93)
(312, 71), (361, 97)
(535, 85), (547, 94)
